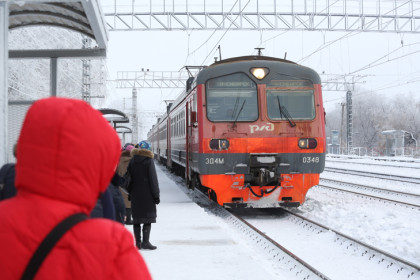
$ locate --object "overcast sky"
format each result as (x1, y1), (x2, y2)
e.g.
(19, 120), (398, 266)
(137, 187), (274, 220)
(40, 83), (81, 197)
(105, 29), (420, 138)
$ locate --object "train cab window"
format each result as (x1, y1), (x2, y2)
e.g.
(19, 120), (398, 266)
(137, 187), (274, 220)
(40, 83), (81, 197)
(266, 90), (315, 120)
(206, 73), (258, 122)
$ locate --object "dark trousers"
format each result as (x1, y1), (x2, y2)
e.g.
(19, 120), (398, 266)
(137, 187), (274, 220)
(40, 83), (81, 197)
(125, 208), (132, 224)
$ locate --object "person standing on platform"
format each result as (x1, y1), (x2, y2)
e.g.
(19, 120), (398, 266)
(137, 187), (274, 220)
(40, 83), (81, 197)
(127, 140), (160, 250)
(90, 185), (116, 220)
(117, 144), (134, 224)
(0, 144), (17, 201)
(0, 97), (151, 280)
(110, 172), (126, 223)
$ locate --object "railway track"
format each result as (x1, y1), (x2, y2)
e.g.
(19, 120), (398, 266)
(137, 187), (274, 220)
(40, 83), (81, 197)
(160, 164), (420, 279)
(324, 167), (420, 184)
(189, 188), (331, 280)
(327, 155), (420, 165)
(327, 159), (420, 169)
(319, 178), (420, 209)
(178, 180), (420, 279)
(237, 207), (420, 280)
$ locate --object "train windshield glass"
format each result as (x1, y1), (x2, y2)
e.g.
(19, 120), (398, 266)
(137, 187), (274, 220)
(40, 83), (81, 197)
(266, 90), (315, 120)
(206, 73), (258, 122)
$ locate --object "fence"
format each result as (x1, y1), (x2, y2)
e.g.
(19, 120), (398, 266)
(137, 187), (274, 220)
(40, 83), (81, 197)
(327, 145), (420, 158)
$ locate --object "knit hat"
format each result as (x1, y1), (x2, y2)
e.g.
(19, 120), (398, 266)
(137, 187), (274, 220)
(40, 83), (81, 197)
(125, 145), (134, 152)
(123, 143), (134, 149)
(138, 140), (152, 151)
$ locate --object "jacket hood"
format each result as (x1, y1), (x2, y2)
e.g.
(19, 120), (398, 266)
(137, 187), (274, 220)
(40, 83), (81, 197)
(131, 148), (154, 159)
(120, 150), (131, 158)
(15, 98), (121, 213)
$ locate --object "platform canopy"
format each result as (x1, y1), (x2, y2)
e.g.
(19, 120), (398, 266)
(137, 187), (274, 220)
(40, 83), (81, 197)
(1, 0), (109, 164)
(99, 108), (130, 129)
(8, 0), (108, 49)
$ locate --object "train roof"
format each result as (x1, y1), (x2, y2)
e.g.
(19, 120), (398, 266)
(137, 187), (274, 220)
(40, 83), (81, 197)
(196, 55), (321, 85)
(211, 55), (296, 65)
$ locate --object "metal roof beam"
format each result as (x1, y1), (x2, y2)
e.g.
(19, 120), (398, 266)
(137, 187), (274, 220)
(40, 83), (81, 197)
(9, 48), (106, 59)
(104, 0), (420, 33)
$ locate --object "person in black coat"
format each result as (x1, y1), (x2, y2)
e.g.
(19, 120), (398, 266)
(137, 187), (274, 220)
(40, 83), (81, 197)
(90, 186), (116, 220)
(110, 172), (126, 224)
(0, 144), (17, 201)
(91, 172), (126, 223)
(127, 141), (160, 250)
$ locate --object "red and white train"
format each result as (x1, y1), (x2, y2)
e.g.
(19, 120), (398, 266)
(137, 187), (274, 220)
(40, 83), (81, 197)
(148, 55), (326, 208)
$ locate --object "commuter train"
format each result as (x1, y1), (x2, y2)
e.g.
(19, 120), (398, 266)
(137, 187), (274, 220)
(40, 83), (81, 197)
(148, 55), (326, 208)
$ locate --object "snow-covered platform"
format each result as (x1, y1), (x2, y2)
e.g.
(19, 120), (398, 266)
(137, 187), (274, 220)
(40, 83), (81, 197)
(124, 163), (277, 280)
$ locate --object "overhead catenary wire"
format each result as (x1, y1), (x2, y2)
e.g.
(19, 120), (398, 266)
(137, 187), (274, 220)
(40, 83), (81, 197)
(200, 0), (253, 66)
(297, 1), (420, 63)
(184, 0), (241, 65)
(324, 77), (420, 104)
(347, 42), (420, 75)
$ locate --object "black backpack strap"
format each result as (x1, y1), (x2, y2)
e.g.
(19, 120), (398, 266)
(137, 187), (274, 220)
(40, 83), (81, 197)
(21, 213), (88, 280)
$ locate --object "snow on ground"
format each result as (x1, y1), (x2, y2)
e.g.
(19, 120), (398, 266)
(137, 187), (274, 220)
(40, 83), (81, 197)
(318, 155), (420, 265)
(126, 155), (420, 279)
(298, 187), (420, 265)
(127, 164), (281, 280)
(326, 154), (420, 177)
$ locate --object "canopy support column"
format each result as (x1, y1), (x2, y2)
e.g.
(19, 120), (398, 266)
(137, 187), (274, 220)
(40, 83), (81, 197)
(0, 1), (8, 164)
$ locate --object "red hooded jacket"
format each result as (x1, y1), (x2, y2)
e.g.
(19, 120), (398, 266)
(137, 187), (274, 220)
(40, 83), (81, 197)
(0, 98), (152, 280)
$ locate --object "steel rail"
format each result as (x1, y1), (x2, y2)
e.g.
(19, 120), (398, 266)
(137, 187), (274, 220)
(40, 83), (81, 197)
(320, 178), (420, 200)
(230, 212), (331, 280)
(326, 159), (420, 170)
(324, 167), (420, 184)
(186, 186), (331, 280)
(318, 184), (420, 210)
(280, 207), (420, 275)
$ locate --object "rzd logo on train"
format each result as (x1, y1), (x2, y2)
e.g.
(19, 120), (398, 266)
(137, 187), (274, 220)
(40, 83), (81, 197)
(249, 123), (274, 134)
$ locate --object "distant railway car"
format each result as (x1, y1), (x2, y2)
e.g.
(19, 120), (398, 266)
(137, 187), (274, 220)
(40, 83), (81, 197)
(148, 55), (326, 208)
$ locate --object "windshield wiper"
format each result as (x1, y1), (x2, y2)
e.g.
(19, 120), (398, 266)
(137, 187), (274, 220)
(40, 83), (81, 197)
(231, 96), (240, 119)
(277, 96), (296, 127)
(232, 99), (246, 126)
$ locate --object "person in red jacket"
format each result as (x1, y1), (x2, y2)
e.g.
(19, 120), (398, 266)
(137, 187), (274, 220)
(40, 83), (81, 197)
(0, 98), (152, 280)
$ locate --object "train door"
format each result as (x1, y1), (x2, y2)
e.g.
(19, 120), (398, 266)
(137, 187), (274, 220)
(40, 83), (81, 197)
(186, 100), (192, 183)
(167, 117), (172, 169)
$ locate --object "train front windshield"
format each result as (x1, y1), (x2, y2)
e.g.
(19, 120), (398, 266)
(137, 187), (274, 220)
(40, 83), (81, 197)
(266, 90), (315, 120)
(266, 79), (315, 120)
(206, 73), (258, 122)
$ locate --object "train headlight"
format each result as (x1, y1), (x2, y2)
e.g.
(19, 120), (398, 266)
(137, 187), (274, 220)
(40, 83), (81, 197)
(250, 67), (269, 80)
(210, 139), (230, 150)
(298, 138), (317, 149)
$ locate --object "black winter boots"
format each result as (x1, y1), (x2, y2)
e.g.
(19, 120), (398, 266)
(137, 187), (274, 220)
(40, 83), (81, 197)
(133, 224), (141, 249)
(141, 223), (157, 250)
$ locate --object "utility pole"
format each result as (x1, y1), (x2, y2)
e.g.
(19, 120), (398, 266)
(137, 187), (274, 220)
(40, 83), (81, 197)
(132, 88), (138, 144)
(346, 90), (353, 154)
(340, 103), (346, 154)
(82, 38), (91, 103)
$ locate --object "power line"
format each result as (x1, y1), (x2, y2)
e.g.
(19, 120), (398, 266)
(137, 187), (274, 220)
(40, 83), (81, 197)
(324, 78), (420, 104)
(184, 0), (241, 65)
(348, 43), (420, 75)
(200, 0), (253, 66)
(297, 1), (420, 64)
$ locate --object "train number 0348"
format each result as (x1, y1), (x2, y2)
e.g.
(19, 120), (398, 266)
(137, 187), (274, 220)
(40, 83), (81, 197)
(205, 158), (225, 164)
(302, 157), (320, 163)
